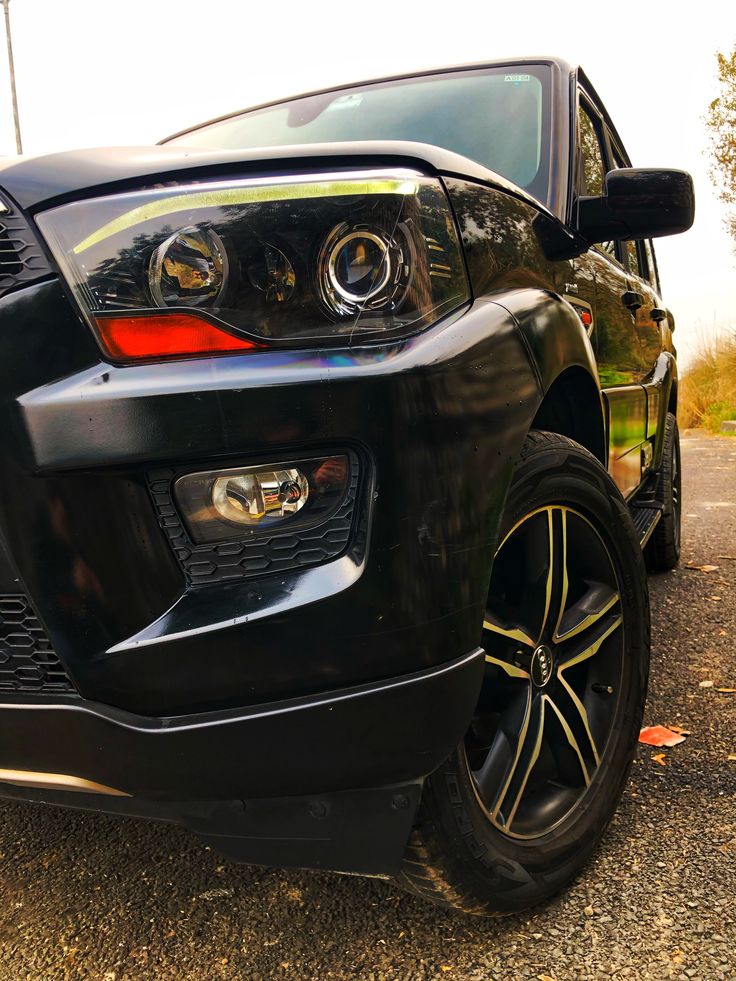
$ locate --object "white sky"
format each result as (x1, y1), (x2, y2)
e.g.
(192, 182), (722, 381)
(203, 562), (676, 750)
(1, 0), (734, 365)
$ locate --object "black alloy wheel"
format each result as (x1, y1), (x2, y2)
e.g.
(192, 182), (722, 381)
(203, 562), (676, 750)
(398, 432), (650, 915)
(466, 504), (624, 840)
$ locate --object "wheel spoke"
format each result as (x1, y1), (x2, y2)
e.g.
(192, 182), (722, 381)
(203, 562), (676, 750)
(553, 672), (600, 768)
(490, 694), (546, 830)
(539, 507), (569, 644)
(482, 617), (535, 651)
(554, 580), (619, 643)
(558, 612), (623, 671)
(543, 693), (592, 785)
(483, 651), (530, 680)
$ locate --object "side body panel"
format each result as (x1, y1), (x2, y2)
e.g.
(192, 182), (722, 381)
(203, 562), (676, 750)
(571, 73), (678, 497)
(445, 177), (606, 458)
(573, 248), (648, 497)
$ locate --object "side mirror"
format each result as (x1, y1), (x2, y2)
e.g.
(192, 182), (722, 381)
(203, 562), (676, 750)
(577, 168), (694, 245)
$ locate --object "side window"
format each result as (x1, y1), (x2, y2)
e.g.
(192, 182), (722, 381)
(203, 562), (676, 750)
(577, 100), (616, 258)
(577, 104), (606, 195)
(624, 240), (644, 279)
(642, 240), (660, 293)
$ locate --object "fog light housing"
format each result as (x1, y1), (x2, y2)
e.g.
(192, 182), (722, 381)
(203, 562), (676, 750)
(174, 455), (350, 544)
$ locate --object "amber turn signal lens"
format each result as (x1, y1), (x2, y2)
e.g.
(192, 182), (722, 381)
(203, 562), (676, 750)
(95, 312), (261, 362)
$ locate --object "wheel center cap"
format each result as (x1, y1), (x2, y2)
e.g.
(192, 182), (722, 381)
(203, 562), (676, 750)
(531, 645), (554, 688)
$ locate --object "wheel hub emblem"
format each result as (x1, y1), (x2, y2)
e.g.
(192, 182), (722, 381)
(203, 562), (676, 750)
(531, 645), (553, 687)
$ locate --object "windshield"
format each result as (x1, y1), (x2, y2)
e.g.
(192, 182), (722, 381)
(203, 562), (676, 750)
(168, 65), (552, 206)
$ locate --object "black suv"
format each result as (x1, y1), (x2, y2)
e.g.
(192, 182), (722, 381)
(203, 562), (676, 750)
(0, 58), (693, 915)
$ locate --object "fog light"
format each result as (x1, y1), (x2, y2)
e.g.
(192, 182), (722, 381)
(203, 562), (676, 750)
(173, 454), (350, 544)
(211, 468), (308, 525)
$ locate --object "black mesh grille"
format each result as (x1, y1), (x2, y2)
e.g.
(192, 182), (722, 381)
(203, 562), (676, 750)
(0, 594), (75, 694)
(0, 197), (53, 298)
(148, 455), (362, 587)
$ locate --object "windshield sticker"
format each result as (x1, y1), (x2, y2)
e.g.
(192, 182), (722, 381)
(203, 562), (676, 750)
(326, 94), (364, 111)
(504, 74), (532, 83)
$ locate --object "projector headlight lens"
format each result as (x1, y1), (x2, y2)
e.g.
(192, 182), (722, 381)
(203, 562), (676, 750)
(319, 223), (412, 316)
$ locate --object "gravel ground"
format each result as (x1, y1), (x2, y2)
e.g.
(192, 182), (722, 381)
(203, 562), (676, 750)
(0, 431), (735, 980)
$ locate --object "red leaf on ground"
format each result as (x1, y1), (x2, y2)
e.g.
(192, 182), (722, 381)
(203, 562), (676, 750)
(639, 725), (687, 747)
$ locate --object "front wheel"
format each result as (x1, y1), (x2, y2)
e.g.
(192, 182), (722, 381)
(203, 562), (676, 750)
(397, 431), (650, 915)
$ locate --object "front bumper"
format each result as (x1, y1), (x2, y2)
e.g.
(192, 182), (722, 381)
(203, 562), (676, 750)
(0, 648), (483, 801)
(0, 649), (482, 874)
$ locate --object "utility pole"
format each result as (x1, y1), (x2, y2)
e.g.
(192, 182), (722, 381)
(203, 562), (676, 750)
(1, 0), (22, 154)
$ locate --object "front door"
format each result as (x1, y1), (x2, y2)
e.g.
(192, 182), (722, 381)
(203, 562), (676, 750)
(573, 95), (647, 497)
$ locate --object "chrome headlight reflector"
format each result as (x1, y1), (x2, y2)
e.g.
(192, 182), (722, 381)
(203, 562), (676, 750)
(36, 170), (469, 362)
(148, 226), (228, 308)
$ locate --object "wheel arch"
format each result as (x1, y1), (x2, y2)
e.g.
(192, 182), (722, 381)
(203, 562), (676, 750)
(531, 365), (607, 465)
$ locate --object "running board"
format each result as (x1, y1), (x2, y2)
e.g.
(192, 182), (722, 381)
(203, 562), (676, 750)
(629, 505), (662, 548)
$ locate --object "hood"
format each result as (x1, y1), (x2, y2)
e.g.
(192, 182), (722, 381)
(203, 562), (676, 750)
(0, 140), (540, 214)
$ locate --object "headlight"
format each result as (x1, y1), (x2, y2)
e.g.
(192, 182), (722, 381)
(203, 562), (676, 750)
(36, 170), (469, 363)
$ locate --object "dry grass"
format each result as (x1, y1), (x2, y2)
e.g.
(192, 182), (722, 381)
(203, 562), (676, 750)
(679, 330), (736, 432)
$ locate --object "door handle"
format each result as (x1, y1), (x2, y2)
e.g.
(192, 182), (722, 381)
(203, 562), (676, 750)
(621, 290), (643, 312)
(650, 307), (667, 323)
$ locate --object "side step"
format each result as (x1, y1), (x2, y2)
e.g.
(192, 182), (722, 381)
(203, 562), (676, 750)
(629, 505), (662, 548)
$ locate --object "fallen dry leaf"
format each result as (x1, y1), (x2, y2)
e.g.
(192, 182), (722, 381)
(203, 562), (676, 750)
(538, 975), (557, 981)
(728, 755), (736, 762)
(639, 725), (687, 747)
(652, 753), (667, 766)
(708, 596), (723, 601)
(685, 562), (720, 573)
(668, 725), (692, 736)
(699, 680), (714, 688)
(715, 687), (736, 694)
(440, 967), (453, 974)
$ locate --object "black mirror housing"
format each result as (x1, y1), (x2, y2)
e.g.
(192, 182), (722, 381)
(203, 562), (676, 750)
(577, 168), (695, 245)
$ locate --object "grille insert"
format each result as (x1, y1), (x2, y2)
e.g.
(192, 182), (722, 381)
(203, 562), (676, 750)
(0, 221), (23, 276)
(0, 595), (75, 694)
(0, 198), (52, 297)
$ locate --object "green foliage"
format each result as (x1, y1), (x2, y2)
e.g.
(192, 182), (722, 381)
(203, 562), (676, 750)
(706, 47), (736, 245)
(701, 401), (736, 434)
(680, 331), (736, 432)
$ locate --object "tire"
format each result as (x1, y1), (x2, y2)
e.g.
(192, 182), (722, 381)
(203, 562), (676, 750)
(644, 413), (681, 571)
(397, 431), (650, 916)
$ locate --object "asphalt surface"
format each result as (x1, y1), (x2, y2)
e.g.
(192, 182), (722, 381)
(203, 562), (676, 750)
(1, 432), (735, 980)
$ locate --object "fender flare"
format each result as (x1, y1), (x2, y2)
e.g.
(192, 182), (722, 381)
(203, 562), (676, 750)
(490, 287), (607, 463)
(646, 351), (678, 470)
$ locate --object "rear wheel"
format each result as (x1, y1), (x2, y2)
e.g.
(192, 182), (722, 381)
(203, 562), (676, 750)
(397, 431), (650, 915)
(644, 412), (681, 571)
